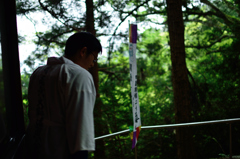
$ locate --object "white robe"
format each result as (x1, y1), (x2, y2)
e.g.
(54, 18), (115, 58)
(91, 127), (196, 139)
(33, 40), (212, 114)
(26, 56), (96, 159)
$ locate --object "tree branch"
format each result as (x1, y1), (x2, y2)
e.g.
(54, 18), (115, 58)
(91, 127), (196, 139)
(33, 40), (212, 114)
(200, 0), (233, 26)
(98, 63), (127, 71)
(98, 69), (115, 75)
(110, 0), (152, 38)
(35, 29), (74, 54)
(38, 0), (84, 31)
(185, 34), (234, 49)
(107, 0), (152, 58)
(205, 48), (225, 55)
(222, 0), (240, 16)
(132, 11), (166, 17)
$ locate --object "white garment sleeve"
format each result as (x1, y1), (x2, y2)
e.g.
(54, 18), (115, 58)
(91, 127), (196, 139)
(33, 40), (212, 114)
(65, 72), (96, 154)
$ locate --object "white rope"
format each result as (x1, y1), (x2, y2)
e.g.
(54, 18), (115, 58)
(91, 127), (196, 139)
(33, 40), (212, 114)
(95, 118), (240, 140)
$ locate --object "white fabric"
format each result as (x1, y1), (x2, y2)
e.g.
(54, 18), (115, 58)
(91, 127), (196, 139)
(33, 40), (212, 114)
(27, 56), (96, 159)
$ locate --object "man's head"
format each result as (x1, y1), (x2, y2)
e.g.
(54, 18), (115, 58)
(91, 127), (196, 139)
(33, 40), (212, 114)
(64, 32), (102, 70)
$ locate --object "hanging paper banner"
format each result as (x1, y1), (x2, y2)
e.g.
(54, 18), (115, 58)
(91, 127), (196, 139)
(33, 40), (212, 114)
(129, 23), (141, 149)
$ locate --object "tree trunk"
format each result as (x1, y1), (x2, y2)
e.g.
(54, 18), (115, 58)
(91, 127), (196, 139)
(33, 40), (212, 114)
(0, 0), (25, 137)
(166, 0), (196, 158)
(85, 0), (106, 158)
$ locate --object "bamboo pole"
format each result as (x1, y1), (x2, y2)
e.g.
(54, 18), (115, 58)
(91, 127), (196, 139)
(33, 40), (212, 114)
(135, 146), (137, 159)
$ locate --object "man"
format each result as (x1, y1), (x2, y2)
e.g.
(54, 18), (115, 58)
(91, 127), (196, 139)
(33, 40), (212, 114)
(26, 32), (102, 159)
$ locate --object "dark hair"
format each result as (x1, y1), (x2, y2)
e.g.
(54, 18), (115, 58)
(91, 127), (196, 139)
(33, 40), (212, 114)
(64, 32), (102, 58)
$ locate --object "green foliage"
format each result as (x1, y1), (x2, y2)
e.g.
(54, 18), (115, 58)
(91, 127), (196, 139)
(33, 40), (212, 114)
(16, 0), (39, 15)
(92, 28), (176, 158)
(15, 0), (240, 158)
(21, 71), (30, 127)
(95, 53), (133, 158)
(93, 1), (240, 157)
(184, 2), (240, 157)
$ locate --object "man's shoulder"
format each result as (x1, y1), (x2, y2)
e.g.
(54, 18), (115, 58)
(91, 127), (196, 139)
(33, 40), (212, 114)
(59, 64), (94, 88)
(31, 65), (48, 76)
(30, 57), (93, 81)
(63, 63), (91, 77)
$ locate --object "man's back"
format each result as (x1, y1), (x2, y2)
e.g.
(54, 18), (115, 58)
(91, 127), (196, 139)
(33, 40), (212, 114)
(26, 57), (96, 159)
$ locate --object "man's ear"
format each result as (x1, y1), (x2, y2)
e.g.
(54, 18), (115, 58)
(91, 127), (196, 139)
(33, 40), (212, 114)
(79, 47), (87, 57)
